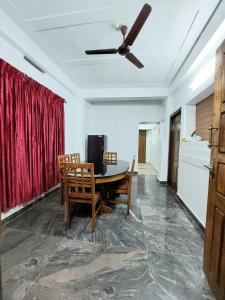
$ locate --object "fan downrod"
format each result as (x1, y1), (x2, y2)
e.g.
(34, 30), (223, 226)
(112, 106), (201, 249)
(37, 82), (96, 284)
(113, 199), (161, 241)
(120, 25), (128, 36)
(118, 25), (130, 56)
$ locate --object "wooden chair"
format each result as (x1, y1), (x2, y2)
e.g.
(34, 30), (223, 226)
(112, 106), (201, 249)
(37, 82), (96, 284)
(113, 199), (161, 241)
(63, 162), (102, 232)
(103, 152), (117, 164)
(57, 154), (70, 205)
(70, 153), (80, 163)
(109, 156), (135, 215)
(57, 153), (80, 205)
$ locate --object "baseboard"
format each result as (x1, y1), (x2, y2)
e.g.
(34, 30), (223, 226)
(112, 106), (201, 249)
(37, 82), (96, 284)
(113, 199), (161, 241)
(156, 178), (167, 184)
(2, 185), (59, 226)
(176, 195), (205, 233)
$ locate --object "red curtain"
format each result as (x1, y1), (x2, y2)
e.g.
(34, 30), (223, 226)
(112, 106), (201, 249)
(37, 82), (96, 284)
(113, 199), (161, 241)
(0, 59), (65, 212)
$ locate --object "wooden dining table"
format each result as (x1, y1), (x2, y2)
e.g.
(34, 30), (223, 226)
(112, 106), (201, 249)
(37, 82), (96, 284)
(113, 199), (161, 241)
(94, 160), (129, 213)
(94, 160), (129, 183)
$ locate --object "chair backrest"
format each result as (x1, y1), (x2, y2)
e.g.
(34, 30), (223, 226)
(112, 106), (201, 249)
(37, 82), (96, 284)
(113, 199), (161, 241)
(63, 162), (95, 200)
(103, 152), (117, 164)
(69, 153), (80, 163)
(128, 156), (136, 193)
(57, 154), (70, 177)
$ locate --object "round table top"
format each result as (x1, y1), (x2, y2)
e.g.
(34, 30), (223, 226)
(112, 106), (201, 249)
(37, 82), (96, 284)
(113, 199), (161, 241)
(94, 160), (129, 178)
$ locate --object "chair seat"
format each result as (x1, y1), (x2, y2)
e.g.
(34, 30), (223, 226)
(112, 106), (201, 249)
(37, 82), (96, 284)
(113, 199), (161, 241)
(70, 191), (101, 204)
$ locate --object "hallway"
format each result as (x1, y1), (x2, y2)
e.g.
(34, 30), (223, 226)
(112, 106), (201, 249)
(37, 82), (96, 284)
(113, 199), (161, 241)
(0, 175), (214, 299)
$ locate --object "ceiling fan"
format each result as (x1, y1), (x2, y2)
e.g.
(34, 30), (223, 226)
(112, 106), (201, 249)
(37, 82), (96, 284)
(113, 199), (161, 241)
(85, 3), (152, 69)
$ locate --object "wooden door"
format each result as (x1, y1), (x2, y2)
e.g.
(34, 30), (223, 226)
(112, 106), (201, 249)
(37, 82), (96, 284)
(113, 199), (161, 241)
(168, 111), (181, 190)
(203, 41), (225, 300)
(138, 130), (146, 163)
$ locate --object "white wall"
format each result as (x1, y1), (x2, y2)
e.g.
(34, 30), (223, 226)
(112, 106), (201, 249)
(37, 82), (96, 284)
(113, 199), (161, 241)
(158, 99), (170, 182)
(146, 130), (151, 163)
(178, 142), (210, 226)
(149, 125), (161, 174)
(87, 102), (162, 171)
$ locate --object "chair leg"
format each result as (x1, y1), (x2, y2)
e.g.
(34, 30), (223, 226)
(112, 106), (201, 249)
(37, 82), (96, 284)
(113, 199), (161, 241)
(127, 193), (131, 215)
(100, 195), (103, 215)
(60, 183), (64, 205)
(67, 200), (72, 229)
(92, 203), (96, 232)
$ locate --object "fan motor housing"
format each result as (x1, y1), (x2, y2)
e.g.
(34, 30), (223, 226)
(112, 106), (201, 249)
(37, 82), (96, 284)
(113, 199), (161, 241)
(118, 45), (130, 56)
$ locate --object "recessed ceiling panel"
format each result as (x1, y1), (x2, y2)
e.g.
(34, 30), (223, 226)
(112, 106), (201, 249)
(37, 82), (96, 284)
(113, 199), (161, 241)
(36, 0), (199, 62)
(38, 21), (122, 61)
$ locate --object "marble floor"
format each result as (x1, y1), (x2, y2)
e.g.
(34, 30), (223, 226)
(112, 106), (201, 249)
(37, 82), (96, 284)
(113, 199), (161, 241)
(0, 175), (214, 300)
(138, 163), (157, 176)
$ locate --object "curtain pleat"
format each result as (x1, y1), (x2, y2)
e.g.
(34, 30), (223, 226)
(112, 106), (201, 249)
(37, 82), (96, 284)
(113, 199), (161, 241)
(0, 59), (65, 212)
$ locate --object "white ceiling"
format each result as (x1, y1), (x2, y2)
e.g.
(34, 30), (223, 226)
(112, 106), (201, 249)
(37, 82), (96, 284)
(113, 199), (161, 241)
(0, 0), (221, 89)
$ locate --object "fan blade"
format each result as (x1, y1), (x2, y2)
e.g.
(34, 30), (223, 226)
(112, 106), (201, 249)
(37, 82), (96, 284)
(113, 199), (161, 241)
(124, 3), (151, 46)
(126, 53), (144, 69)
(85, 49), (117, 55)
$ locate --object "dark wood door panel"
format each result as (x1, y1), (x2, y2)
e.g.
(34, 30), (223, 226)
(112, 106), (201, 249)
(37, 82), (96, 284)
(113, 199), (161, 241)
(168, 111), (181, 190)
(210, 206), (225, 298)
(138, 130), (146, 163)
(217, 162), (225, 196)
(219, 112), (225, 153)
(222, 52), (225, 103)
(210, 207), (225, 279)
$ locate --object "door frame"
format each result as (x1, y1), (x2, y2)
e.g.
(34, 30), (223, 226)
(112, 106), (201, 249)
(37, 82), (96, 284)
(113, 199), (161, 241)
(167, 108), (181, 190)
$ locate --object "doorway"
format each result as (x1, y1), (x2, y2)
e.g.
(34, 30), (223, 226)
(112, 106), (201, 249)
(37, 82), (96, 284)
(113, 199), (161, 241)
(138, 123), (159, 176)
(168, 110), (181, 191)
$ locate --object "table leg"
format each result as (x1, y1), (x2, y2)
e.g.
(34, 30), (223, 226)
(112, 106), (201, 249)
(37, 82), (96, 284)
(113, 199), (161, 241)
(98, 184), (113, 214)
(102, 202), (112, 213)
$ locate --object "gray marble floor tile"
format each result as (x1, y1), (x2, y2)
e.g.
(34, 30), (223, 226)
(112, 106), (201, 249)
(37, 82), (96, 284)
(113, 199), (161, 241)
(67, 207), (146, 250)
(140, 194), (180, 209)
(0, 228), (63, 300)
(144, 223), (204, 257)
(141, 251), (215, 300)
(8, 207), (66, 237)
(7, 196), (146, 250)
(141, 206), (195, 228)
(24, 240), (151, 300)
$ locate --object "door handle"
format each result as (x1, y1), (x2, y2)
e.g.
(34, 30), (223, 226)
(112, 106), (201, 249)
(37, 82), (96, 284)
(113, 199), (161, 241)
(204, 163), (214, 180)
(208, 125), (218, 148)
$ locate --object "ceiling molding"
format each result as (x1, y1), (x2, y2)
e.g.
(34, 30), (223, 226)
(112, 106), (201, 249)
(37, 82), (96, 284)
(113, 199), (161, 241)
(80, 83), (168, 89)
(87, 99), (163, 105)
